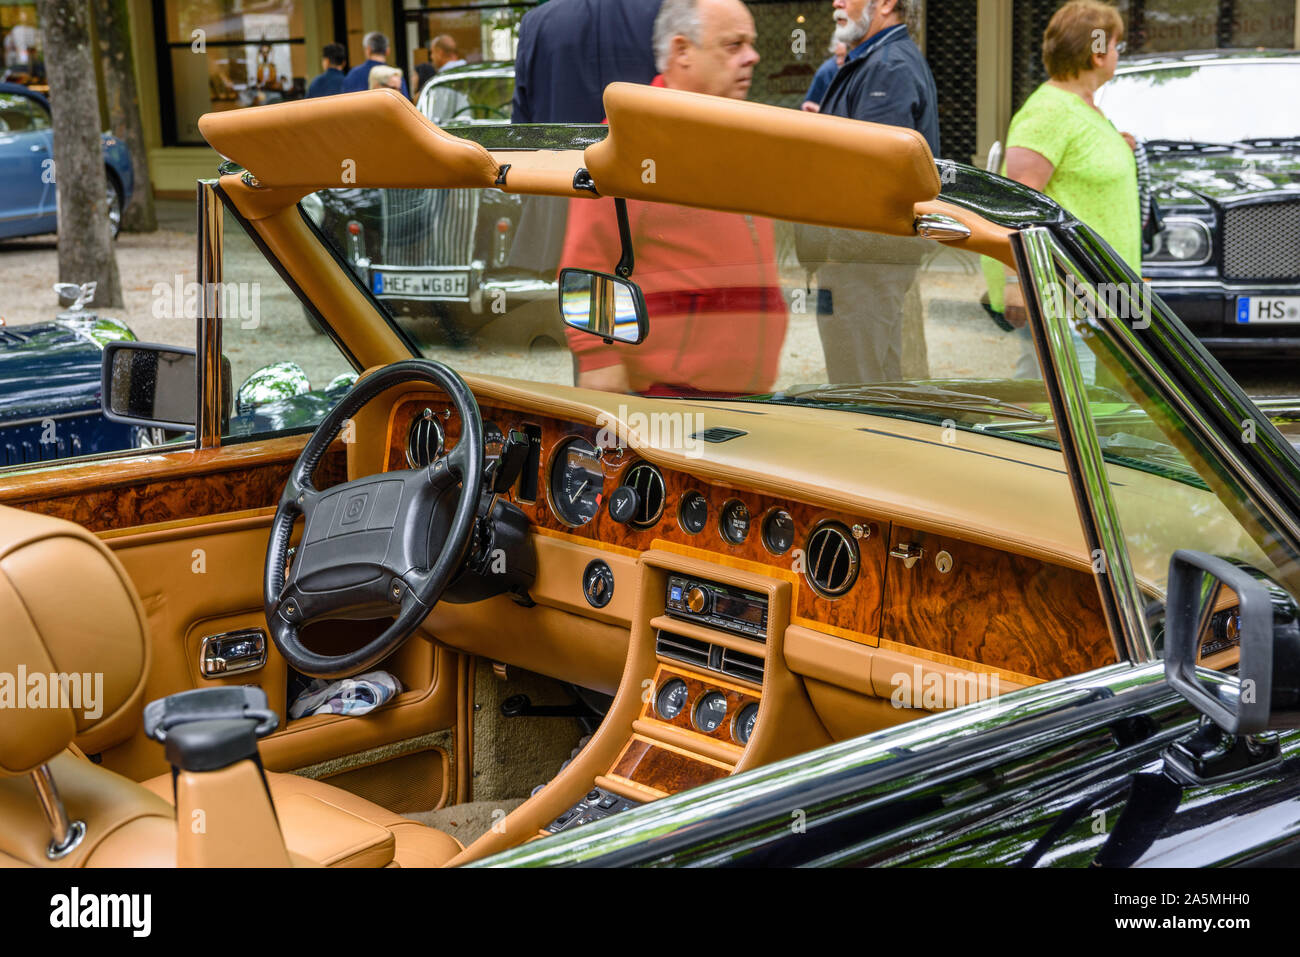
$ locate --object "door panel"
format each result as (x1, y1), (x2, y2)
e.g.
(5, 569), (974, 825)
(93, 507), (459, 783)
(0, 433), (460, 791)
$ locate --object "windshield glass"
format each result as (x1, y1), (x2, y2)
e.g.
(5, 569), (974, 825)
(303, 182), (1204, 488)
(1041, 242), (1300, 662)
(1096, 61), (1300, 142)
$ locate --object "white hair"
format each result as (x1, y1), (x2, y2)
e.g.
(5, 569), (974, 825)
(653, 0), (703, 74)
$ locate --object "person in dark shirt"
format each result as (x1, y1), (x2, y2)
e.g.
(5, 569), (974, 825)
(802, 0), (939, 384)
(820, 0), (938, 153)
(511, 0), (662, 123)
(306, 43), (347, 98)
(801, 41), (846, 112)
(507, 0), (663, 276)
(342, 32), (409, 97)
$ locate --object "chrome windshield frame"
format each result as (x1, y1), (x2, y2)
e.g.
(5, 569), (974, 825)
(1013, 227), (1155, 665)
(1014, 225), (1300, 668)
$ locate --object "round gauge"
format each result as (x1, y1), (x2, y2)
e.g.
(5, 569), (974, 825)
(733, 703), (759, 745)
(719, 500), (750, 545)
(549, 437), (604, 527)
(761, 509), (795, 555)
(678, 491), (708, 535)
(694, 691), (728, 733)
(656, 678), (689, 720)
(483, 421), (505, 461)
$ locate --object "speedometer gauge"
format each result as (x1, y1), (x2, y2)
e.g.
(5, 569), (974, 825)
(549, 437), (604, 527)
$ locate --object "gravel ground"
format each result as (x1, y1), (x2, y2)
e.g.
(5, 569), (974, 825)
(1, 201), (1295, 401)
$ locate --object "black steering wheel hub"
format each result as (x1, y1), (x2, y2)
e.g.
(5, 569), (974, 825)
(264, 360), (484, 678)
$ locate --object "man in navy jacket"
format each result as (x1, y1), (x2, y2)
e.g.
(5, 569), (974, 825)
(804, 0), (939, 383)
(511, 0), (662, 123)
(342, 32), (408, 97)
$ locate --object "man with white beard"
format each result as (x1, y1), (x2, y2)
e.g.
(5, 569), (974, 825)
(819, 0), (938, 153)
(799, 0), (939, 384)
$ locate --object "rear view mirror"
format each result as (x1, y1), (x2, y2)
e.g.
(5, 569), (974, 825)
(101, 341), (196, 430)
(558, 268), (649, 345)
(1165, 549), (1300, 734)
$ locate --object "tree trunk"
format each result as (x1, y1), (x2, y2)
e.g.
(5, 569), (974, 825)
(93, 0), (156, 232)
(36, 0), (123, 308)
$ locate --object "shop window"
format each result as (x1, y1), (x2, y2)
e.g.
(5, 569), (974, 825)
(1, 3), (42, 85)
(154, 0), (307, 146)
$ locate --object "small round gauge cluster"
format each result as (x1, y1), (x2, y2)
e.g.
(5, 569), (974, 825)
(733, 703), (759, 745)
(719, 499), (750, 545)
(653, 677), (758, 745)
(678, 490), (708, 534)
(656, 678), (689, 720)
(761, 508), (795, 555)
(548, 437), (605, 527)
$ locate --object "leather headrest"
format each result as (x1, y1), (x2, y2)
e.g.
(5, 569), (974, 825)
(0, 507), (150, 775)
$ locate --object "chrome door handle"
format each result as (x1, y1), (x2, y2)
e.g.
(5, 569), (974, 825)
(200, 628), (267, 678)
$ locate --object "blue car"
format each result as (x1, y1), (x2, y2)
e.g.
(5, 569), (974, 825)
(0, 82), (133, 239)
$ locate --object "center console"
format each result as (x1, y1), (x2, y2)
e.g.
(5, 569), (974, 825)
(501, 547), (831, 852)
(529, 552), (806, 842)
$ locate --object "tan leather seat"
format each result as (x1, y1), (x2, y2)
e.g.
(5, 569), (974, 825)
(0, 505), (460, 867)
(141, 769), (463, 867)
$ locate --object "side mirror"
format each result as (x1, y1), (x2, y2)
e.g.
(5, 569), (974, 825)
(1165, 549), (1300, 734)
(101, 341), (196, 430)
(558, 268), (649, 345)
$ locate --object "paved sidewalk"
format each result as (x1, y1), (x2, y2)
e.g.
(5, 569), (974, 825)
(0, 200), (197, 344)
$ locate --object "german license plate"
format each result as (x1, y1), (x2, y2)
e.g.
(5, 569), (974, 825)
(1236, 296), (1300, 324)
(372, 270), (469, 299)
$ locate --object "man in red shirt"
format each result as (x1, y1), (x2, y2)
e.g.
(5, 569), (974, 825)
(560, 0), (787, 396)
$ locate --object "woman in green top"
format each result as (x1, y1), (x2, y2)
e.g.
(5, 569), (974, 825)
(988, 1), (1140, 380)
(1004, 0), (1140, 270)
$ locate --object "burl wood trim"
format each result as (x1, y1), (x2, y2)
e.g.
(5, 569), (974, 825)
(386, 395), (891, 641)
(642, 664), (759, 750)
(608, 734), (732, 796)
(0, 435), (347, 534)
(880, 525), (1116, 682)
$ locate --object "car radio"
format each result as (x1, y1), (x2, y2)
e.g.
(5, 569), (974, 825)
(665, 575), (768, 639)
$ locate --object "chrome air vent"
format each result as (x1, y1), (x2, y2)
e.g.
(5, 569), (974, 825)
(406, 409), (444, 468)
(804, 522), (860, 598)
(655, 631), (711, 669)
(720, 647), (764, 685)
(624, 462), (665, 528)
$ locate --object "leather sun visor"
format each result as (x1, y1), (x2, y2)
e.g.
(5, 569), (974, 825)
(586, 82), (943, 235)
(198, 88), (501, 190)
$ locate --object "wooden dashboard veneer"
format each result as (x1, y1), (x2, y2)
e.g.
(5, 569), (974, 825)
(387, 395), (1115, 682)
(881, 526), (1115, 681)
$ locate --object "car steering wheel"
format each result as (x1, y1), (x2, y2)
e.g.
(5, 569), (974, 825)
(264, 360), (484, 679)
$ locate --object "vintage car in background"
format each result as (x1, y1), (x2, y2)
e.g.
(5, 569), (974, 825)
(0, 82), (134, 240)
(1094, 51), (1300, 357)
(0, 310), (143, 463)
(0, 86), (1297, 875)
(302, 63), (573, 351)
